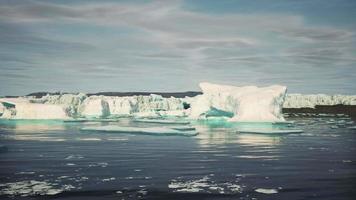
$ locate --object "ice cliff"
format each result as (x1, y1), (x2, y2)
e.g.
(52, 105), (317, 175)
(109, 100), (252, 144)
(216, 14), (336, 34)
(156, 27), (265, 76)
(283, 94), (356, 108)
(1, 82), (355, 121)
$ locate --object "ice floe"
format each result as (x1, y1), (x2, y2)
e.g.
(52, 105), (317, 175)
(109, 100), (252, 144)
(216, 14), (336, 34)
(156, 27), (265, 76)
(237, 129), (303, 134)
(133, 118), (190, 125)
(255, 188), (278, 194)
(81, 125), (198, 136)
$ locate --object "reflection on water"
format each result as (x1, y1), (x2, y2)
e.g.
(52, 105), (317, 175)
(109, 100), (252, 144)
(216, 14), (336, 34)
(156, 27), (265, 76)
(194, 121), (282, 148)
(0, 120), (66, 133)
(236, 134), (281, 147)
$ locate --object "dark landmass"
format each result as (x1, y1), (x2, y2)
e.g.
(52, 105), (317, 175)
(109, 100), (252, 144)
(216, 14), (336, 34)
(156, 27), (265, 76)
(283, 105), (356, 120)
(87, 91), (203, 98)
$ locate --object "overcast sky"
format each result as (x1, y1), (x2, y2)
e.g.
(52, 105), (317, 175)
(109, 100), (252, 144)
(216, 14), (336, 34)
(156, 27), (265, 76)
(0, 0), (355, 95)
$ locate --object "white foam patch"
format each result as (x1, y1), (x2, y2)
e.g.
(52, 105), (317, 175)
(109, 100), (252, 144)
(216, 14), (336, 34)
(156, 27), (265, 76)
(88, 162), (108, 168)
(65, 154), (84, 160)
(255, 188), (278, 194)
(81, 125), (198, 136)
(102, 177), (116, 182)
(0, 180), (74, 197)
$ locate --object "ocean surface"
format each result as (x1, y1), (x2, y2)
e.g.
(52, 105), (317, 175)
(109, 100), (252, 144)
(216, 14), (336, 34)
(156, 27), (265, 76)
(0, 115), (355, 200)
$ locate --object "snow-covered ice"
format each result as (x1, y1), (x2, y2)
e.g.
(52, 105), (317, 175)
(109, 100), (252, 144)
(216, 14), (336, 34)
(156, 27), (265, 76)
(190, 82), (287, 122)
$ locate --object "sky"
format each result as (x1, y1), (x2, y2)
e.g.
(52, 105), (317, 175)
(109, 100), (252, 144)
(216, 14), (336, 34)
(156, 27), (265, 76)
(0, 0), (355, 96)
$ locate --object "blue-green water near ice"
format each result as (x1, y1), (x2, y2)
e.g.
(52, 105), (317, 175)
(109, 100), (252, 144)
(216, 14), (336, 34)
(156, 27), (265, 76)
(0, 116), (355, 200)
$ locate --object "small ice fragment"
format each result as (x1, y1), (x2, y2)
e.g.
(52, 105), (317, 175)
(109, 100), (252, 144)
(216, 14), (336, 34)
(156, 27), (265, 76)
(255, 188), (278, 194)
(66, 163), (76, 166)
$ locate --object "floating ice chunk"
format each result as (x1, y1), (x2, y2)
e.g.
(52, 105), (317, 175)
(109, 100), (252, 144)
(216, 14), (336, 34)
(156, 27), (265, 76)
(169, 176), (242, 194)
(66, 163), (76, 166)
(237, 129), (303, 134)
(255, 188), (278, 194)
(76, 138), (102, 141)
(0, 180), (73, 197)
(349, 126), (356, 130)
(81, 125), (198, 136)
(133, 118), (190, 125)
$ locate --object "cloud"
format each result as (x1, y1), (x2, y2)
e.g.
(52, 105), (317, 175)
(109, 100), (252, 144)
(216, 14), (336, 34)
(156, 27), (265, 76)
(0, 0), (355, 95)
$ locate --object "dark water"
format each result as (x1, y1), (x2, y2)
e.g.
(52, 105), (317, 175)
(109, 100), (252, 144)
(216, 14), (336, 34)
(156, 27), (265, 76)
(0, 116), (355, 200)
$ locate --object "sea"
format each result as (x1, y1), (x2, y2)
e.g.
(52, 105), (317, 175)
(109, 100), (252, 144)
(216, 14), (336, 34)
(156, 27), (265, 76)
(0, 114), (355, 200)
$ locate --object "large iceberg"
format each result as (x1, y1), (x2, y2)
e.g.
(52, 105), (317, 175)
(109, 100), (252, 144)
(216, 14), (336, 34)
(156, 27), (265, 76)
(1, 82), (355, 121)
(190, 82), (287, 122)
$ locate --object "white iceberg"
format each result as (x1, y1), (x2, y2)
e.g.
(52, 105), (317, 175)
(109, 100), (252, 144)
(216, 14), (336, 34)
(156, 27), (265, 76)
(190, 82), (287, 122)
(284, 94), (356, 108)
(0, 98), (68, 119)
(81, 125), (198, 136)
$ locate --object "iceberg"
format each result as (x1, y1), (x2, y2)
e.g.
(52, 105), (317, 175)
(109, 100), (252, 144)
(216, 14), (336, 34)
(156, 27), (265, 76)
(284, 94), (356, 108)
(2, 82), (354, 121)
(0, 98), (68, 119)
(81, 125), (198, 136)
(190, 82), (287, 122)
